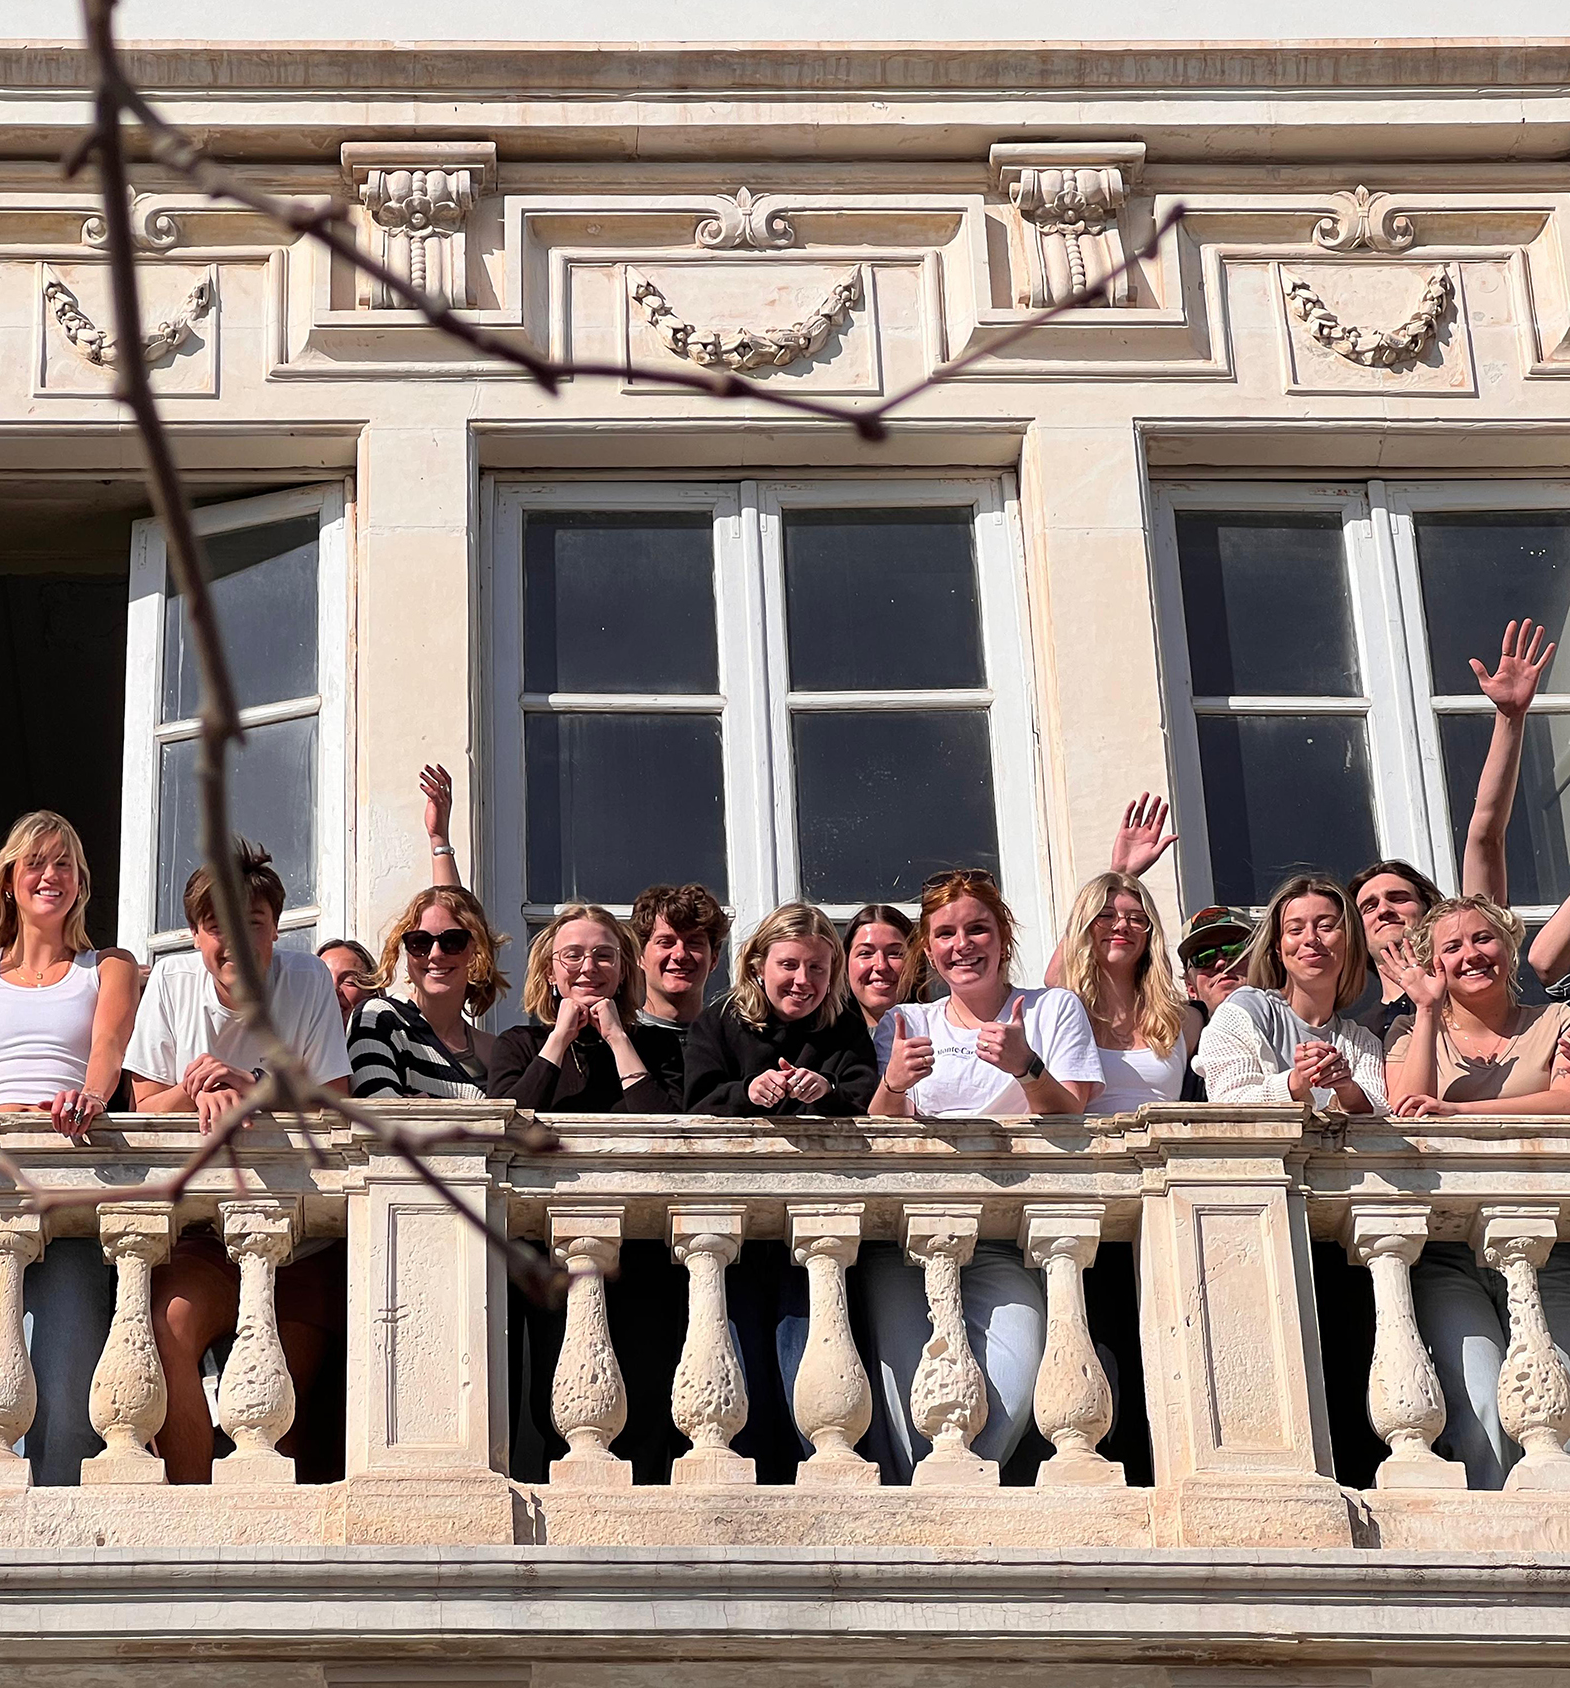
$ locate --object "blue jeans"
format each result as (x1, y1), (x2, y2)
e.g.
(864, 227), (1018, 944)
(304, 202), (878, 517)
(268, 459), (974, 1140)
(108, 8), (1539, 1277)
(21, 1238), (116, 1486)
(1411, 1241), (1570, 1490)
(856, 1240), (1045, 1483)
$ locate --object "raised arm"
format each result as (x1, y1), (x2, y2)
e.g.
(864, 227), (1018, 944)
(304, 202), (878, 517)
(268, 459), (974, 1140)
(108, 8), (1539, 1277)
(421, 763), (463, 889)
(1461, 618), (1554, 902)
(1045, 794), (1178, 986)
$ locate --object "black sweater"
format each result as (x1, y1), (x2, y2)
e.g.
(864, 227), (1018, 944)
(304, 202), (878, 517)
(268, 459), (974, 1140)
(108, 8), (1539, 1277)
(683, 1000), (877, 1117)
(487, 1020), (684, 1112)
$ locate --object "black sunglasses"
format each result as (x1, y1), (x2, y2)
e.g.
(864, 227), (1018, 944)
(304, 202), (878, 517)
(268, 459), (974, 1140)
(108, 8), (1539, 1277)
(920, 867), (998, 894)
(403, 927), (473, 959)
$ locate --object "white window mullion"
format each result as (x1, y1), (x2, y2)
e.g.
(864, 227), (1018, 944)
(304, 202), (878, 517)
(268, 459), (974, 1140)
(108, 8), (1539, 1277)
(120, 514), (164, 958)
(756, 484), (799, 921)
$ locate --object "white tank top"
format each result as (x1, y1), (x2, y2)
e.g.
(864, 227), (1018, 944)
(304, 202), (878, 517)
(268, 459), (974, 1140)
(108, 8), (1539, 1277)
(0, 951), (101, 1103)
(1087, 1035), (1188, 1116)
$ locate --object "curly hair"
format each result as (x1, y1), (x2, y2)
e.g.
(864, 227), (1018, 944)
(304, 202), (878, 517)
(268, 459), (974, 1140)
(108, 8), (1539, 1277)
(0, 810), (93, 956)
(628, 883), (732, 952)
(372, 886), (511, 1017)
(521, 905), (640, 1025)
(1245, 875), (1368, 1013)
(1059, 871), (1187, 1057)
(729, 902), (847, 1032)
(1413, 894), (1527, 1005)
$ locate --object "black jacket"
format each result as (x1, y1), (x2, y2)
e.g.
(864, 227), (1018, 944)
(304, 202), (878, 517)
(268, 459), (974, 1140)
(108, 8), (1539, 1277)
(683, 999), (877, 1117)
(487, 1020), (684, 1112)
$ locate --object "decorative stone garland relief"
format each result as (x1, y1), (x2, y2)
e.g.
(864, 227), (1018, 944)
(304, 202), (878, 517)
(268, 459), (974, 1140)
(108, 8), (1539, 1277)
(626, 264), (862, 373)
(1280, 265), (1452, 369)
(42, 266), (214, 368)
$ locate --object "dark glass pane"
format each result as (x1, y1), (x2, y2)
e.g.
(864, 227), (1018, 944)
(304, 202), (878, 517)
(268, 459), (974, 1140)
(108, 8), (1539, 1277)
(1197, 714), (1377, 906)
(275, 926), (318, 955)
(157, 716), (317, 931)
(525, 713), (726, 905)
(783, 508), (983, 692)
(523, 512), (717, 694)
(1175, 512), (1358, 697)
(1439, 713), (1570, 907)
(792, 709), (998, 903)
(1414, 512), (1570, 695)
(163, 516), (318, 720)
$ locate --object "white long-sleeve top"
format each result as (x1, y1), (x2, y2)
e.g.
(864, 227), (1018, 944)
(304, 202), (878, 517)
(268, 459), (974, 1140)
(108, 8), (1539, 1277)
(1193, 986), (1387, 1112)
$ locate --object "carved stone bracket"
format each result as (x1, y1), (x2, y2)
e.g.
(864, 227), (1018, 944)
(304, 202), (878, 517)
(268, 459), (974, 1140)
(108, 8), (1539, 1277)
(1281, 266), (1453, 368)
(1021, 1202), (1123, 1486)
(904, 1205), (997, 1487)
(991, 142), (1146, 310)
(627, 265), (862, 373)
(82, 1203), (174, 1486)
(1343, 1205), (1466, 1489)
(82, 188), (181, 252)
(548, 1205), (632, 1489)
(0, 1207), (43, 1489)
(43, 269), (213, 369)
(1314, 184), (1416, 254)
(341, 141), (496, 310)
(695, 187), (795, 250)
(1474, 1207), (1570, 1489)
(789, 1204), (878, 1487)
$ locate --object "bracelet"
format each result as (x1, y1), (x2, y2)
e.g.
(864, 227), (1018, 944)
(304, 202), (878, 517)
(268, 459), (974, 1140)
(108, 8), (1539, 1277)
(78, 1090), (107, 1110)
(619, 1069), (649, 1087)
(431, 844), (456, 858)
(883, 1081), (909, 1096)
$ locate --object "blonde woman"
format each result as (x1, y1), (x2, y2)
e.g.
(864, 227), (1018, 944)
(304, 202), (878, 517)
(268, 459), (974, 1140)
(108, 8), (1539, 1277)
(684, 901), (877, 1116)
(1059, 871), (1200, 1114)
(348, 888), (508, 1099)
(0, 810), (138, 1486)
(487, 904), (682, 1111)
(1194, 875), (1385, 1113)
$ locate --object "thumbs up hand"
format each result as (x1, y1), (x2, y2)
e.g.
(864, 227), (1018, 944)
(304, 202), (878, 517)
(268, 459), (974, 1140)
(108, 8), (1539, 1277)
(977, 995), (1035, 1078)
(884, 1008), (934, 1094)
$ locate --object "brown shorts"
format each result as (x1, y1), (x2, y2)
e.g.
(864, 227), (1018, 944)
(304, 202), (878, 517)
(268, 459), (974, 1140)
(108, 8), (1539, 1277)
(166, 1232), (347, 1333)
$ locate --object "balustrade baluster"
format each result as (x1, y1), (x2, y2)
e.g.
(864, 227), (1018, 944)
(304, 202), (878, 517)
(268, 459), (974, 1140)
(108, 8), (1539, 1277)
(81, 1202), (173, 1485)
(214, 1198), (299, 1485)
(1343, 1206), (1465, 1489)
(1475, 1207), (1570, 1490)
(548, 1204), (631, 1487)
(789, 1203), (877, 1486)
(0, 1206), (42, 1487)
(1021, 1202), (1122, 1485)
(904, 1205), (997, 1486)
(669, 1205), (753, 1484)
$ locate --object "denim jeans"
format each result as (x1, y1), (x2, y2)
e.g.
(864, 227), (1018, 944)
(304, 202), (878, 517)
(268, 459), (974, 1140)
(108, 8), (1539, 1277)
(1411, 1240), (1570, 1490)
(856, 1239), (1045, 1483)
(21, 1238), (117, 1486)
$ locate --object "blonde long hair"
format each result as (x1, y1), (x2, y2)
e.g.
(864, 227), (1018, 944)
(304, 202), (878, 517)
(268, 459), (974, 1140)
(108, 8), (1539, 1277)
(1060, 871), (1186, 1057)
(0, 811), (93, 956)
(373, 886), (511, 1017)
(521, 904), (639, 1025)
(730, 902), (848, 1032)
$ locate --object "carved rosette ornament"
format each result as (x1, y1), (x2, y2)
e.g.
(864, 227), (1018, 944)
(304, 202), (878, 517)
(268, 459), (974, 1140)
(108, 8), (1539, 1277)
(789, 1206), (878, 1486)
(43, 271), (213, 369)
(82, 1203), (174, 1486)
(1314, 184), (1417, 254)
(0, 1212), (43, 1487)
(1281, 267), (1453, 369)
(627, 266), (862, 374)
(669, 1207), (754, 1484)
(1022, 1205), (1122, 1486)
(904, 1207), (997, 1486)
(213, 1199), (298, 1485)
(1476, 1211), (1570, 1488)
(342, 142), (496, 311)
(548, 1207), (632, 1488)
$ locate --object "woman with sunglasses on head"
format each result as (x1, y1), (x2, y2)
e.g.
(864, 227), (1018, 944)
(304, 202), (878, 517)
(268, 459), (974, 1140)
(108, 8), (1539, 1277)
(348, 888), (507, 1099)
(1059, 872), (1200, 1114)
(862, 869), (1103, 1482)
(488, 904), (683, 1111)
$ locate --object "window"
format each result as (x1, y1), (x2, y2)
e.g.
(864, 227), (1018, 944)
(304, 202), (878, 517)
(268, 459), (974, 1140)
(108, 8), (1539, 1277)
(1156, 481), (1570, 923)
(485, 478), (1046, 999)
(121, 484), (349, 956)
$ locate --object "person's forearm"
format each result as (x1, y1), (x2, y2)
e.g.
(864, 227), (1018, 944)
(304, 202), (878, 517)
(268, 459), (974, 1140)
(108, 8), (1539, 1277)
(871, 1079), (914, 1117)
(1462, 710), (1525, 901)
(1020, 1071), (1083, 1115)
(1530, 899), (1570, 987)
(428, 837), (462, 889)
(133, 1082), (196, 1113)
(82, 1035), (130, 1106)
(1449, 1089), (1570, 1115)
(1330, 1081), (1377, 1114)
(1386, 1007), (1442, 1105)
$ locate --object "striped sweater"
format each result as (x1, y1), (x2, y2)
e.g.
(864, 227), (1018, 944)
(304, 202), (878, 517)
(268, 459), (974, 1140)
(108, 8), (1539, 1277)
(348, 995), (487, 1100)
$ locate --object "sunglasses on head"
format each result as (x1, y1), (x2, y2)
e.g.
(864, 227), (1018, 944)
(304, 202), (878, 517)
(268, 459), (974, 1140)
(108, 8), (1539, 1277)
(403, 927), (473, 959)
(1188, 940), (1248, 970)
(920, 867), (998, 895)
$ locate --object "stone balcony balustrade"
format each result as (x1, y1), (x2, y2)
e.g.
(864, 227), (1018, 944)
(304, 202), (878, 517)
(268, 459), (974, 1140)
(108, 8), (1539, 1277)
(3, 1102), (1570, 1553)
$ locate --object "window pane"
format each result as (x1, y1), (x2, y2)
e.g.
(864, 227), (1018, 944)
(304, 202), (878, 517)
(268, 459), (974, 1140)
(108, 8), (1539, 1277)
(1197, 714), (1378, 906)
(1439, 713), (1570, 907)
(525, 713), (726, 905)
(792, 710), (999, 903)
(523, 512), (717, 695)
(156, 716), (318, 931)
(1414, 511), (1570, 695)
(163, 515), (319, 721)
(1175, 512), (1359, 697)
(783, 508), (984, 692)
(276, 926), (319, 955)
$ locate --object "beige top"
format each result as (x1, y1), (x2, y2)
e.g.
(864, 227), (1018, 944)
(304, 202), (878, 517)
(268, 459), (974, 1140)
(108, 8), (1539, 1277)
(1385, 1001), (1570, 1102)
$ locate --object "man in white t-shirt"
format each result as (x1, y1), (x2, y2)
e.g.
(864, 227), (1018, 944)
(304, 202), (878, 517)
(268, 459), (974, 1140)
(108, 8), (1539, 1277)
(127, 840), (351, 1485)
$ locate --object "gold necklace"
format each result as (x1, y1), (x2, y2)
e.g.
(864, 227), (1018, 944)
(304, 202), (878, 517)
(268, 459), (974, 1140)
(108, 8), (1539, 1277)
(4, 947), (66, 987)
(1445, 1008), (1516, 1064)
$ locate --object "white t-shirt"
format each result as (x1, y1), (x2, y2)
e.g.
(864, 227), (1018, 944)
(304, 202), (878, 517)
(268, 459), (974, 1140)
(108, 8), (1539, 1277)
(125, 949), (351, 1092)
(873, 987), (1104, 1117)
